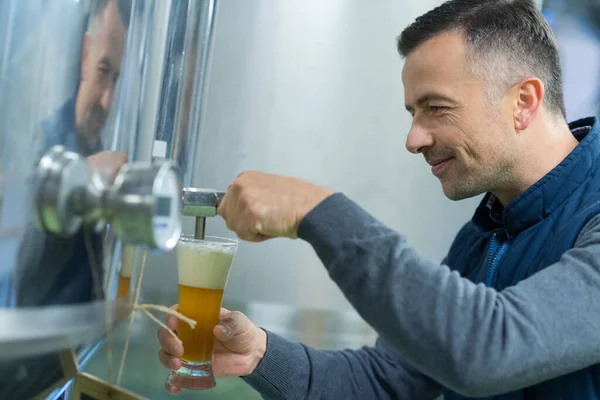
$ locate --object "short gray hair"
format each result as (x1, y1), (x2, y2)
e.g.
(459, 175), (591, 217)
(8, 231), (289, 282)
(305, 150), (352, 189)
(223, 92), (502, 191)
(398, 0), (566, 119)
(88, 0), (131, 33)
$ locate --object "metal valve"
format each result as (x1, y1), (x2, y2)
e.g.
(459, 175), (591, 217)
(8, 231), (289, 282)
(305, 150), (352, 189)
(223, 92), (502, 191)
(181, 187), (225, 239)
(35, 146), (182, 251)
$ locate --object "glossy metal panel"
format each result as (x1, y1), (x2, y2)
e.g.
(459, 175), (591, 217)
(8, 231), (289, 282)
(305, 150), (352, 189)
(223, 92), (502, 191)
(0, 0), (148, 397)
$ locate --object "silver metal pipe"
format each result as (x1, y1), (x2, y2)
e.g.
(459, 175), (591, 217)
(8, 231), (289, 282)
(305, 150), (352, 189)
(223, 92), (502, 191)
(146, 0), (221, 237)
(180, 0), (218, 187)
(135, 0), (172, 162)
(194, 217), (206, 240)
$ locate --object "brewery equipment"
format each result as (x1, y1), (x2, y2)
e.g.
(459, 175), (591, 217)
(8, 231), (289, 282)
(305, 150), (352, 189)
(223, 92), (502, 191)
(36, 145), (181, 250)
(0, 0), (219, 398)
(181, 188), (225, 239)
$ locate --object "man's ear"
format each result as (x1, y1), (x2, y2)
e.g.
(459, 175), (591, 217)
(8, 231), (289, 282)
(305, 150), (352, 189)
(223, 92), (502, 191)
(513, 76), (544, 131)
(81, 34), (90, 81)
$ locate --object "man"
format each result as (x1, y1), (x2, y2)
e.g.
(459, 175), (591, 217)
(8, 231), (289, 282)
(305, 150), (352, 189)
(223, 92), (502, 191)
(0, 1), (129, 398)
(159, 0), (600, 399)
(43, 0), (129, 177)
(16, 0), (129, 308)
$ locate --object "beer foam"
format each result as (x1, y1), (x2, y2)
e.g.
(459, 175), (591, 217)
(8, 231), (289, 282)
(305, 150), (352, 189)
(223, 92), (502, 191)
(177, 240), (235, 290)
(120, 244), (137, 277)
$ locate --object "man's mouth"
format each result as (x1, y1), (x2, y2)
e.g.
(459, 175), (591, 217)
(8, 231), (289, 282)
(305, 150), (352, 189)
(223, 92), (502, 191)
(93, 114), (106, 128)
(91, 107), (107, 130)
(428, 158), (453, 176)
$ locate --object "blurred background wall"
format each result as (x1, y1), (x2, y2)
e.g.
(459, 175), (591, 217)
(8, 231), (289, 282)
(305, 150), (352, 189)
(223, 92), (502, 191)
(543, 0), (600, 120)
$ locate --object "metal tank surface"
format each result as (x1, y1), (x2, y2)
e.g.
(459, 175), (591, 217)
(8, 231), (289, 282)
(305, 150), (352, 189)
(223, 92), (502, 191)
(0, 0), (185, 398)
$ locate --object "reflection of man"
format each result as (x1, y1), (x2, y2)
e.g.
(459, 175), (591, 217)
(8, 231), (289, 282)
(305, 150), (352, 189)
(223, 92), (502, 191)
(21, 0), (130, 308)
(11, 0), (130, 312)
(44, 0), (128, 161)
(0, 1), (130, 399)
(160, 0), (600, 399)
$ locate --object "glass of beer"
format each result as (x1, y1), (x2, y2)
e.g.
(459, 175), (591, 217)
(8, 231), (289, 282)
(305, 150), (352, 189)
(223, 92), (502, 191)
(166, 235), (238, 390)
(117, 244), (136, 299)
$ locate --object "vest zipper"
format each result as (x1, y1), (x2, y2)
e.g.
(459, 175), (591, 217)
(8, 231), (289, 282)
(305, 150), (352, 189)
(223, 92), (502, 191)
(466, 232), (510, 400)
(484, 231), (509, 287)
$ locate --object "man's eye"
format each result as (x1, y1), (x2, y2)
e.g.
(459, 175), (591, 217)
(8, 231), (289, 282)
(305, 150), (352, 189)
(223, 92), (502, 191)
(430, 106), (446, 114)
(98, 66), (110, 75)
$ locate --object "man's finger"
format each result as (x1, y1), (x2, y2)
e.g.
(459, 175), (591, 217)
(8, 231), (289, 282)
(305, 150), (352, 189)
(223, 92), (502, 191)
(158, 350), (182, 371)
(213, 324), (233, 341)
(235, 225), (263, 242)
(165, 381), (181, 395)
(157, 328), (183, 357)
(218, 194), (228, 220)
(245, 232), (272, 243)
(219, 307), (231, 319)
(166, 305), (179, 331)
(217, 310), (251, 339)
(215, 308), (234, 340)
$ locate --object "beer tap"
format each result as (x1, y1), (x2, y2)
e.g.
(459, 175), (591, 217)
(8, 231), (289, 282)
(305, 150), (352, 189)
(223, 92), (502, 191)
(36, 146), (182, 251)
(181, 188), (225, 240)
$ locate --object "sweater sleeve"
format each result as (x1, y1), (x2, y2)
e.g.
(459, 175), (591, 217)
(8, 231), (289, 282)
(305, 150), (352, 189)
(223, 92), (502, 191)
(296, 193), (600, 397)
(243, 330), (441, 400)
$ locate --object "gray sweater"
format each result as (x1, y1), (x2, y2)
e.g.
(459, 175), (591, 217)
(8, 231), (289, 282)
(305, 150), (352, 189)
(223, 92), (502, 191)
(243, 193), (600, 399)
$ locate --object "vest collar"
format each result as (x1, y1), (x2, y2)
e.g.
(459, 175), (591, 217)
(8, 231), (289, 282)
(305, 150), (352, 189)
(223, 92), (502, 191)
(473, 116), (600, 236)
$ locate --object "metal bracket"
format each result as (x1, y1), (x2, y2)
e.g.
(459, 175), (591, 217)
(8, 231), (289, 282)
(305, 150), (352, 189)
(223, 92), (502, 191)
(181, 187), (225, 239)
(71, 373), (146, 400)
(31, 350), (79, 400)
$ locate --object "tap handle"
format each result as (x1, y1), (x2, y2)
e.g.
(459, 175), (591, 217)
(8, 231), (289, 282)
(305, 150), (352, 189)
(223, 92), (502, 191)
(182, 187), (225, 217)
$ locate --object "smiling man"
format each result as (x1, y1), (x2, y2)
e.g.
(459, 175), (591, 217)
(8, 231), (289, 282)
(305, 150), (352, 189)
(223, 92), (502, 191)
(158, 0), (600, 399)
(43, 0), (128, 158)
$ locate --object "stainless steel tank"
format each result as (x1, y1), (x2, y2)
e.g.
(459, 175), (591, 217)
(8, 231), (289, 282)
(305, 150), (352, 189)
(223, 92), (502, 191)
(0, 0), (199, 397)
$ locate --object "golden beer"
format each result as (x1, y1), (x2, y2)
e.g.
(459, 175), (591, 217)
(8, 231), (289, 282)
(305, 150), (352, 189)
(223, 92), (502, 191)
(117, 276), (131, 299)
(178, 286), (224, 362)
(176, 236), (236, 364)
(117, 244), (136, 298)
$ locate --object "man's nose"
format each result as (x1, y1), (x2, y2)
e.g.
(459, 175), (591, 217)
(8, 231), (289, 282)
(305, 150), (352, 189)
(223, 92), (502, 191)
(405, 122), (435, 154)
(100, 86), (114, 113)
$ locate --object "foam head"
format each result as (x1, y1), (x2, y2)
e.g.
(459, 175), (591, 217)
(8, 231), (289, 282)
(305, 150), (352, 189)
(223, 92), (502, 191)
(120, 243), (137, 277)
(176, 236), (237, 290)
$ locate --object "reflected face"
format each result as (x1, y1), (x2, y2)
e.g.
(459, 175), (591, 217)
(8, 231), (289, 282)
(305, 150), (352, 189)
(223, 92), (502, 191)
(402, 32), (519, 201)
(76, 0), (127, 150)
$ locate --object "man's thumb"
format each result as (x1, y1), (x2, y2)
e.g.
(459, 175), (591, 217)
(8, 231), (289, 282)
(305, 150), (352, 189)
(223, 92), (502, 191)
(214, 311), (250, 341)
(214, 322), (234, 340)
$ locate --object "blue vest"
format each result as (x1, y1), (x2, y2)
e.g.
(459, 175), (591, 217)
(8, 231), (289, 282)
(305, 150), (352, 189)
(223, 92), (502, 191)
(444, 116), (600, 400)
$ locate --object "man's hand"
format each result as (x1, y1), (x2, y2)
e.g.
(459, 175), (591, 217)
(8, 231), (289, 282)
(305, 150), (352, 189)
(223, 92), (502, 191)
(218, 171), (333, 242)
(158, 305), (267, 395)
(87, 151), (128, 184)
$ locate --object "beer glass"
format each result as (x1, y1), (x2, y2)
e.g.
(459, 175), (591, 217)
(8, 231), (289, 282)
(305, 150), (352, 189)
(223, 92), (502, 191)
(166, 235), (238, 390)
(117, 244), (136, 299)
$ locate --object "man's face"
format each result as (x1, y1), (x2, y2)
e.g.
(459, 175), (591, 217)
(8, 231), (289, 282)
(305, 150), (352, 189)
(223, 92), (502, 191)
(402, 32), (520, 201)
(76, 1), (127, 149)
